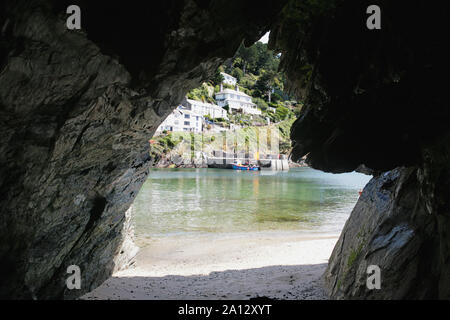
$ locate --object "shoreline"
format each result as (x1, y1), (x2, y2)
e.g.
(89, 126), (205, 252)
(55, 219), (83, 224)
(154, 160), (308, 169)
(81, 231), (337, 300)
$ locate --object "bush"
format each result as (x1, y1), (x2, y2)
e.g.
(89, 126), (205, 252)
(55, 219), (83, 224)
(231, 67), (244, 82)
(275, 106), (290, 120)
(252, 97), (269, 111)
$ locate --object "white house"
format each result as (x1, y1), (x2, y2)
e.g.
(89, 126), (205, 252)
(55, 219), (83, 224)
(185, 99), (228, 119)
(156, 106), (203, 133)
(215, 86), (261, 115)
(220, 72), (237, 86)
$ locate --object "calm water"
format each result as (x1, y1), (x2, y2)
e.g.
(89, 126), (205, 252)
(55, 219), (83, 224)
(133, 167), (372, 238)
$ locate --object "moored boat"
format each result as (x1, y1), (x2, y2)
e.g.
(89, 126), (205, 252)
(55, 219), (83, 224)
(232, 162), (260, 171)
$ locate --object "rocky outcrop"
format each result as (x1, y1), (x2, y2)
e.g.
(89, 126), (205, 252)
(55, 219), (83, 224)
(324, 167), (440, 299)
(271, 0), (450, 173)
(0, 0), (286, 299)
(269, 1), (450, 298)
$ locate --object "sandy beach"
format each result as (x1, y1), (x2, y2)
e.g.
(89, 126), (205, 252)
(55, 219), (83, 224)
(81, 231), (338, 300)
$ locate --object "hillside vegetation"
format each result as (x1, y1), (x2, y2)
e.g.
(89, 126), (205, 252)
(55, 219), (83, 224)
(150, 118), (295, 167)
(187, 41), (303, 125)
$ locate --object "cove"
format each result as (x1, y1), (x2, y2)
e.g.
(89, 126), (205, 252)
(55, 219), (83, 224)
(133, 167), (372, 239)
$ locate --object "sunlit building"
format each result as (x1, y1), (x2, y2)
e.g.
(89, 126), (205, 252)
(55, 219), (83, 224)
(215, 86), (261, 115)
(156, 106), (203, 133)
(220, 72), (237, 86)
(185, 99), (228, 119)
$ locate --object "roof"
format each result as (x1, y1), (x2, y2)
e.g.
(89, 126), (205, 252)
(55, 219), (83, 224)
(176, 105), (202, 117)
(185, 99), (225, 111)
(220, 72), (236, 80)
(215, 88), (251, 98)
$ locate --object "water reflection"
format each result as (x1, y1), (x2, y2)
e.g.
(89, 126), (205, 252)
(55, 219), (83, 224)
(133, 168), (372, 237)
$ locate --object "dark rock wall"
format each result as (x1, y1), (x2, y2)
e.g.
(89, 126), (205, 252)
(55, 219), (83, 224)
(271, 0), (450, 173)
(269, 1), (450, 298)
(0, 0), (286, 299)
(324, 166), (444, 299)
(2, 0), (450, 300)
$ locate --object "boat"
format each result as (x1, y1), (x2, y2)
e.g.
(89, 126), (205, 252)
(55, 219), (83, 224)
(231, 161), (260, 171)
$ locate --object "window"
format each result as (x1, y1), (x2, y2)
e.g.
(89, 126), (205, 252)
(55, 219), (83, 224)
(184, 114), (190, 119)
(184, 121), (190, 126)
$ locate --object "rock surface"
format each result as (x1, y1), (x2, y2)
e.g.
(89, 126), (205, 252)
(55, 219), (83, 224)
(268, 1), (450, 299)
(324, 167), (440, 299)
(0, 0), (286, 299)
(271, 1), (450, 173)
(2, 0), (450, 300)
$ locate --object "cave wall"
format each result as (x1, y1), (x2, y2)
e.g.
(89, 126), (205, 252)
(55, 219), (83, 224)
(269, 1), (450, 298)
(2, 0), (450, 300)
(325, 132), (450, 299)
(271, 0), (450, 173)
(0, 0), (286, 299)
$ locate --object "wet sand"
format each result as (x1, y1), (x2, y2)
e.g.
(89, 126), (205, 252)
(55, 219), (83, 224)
(81, 232), (337, 300)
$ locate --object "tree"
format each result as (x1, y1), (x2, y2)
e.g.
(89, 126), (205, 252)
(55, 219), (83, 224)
(275, 106), (289, 120)
(255, 70), (277, 101)
(235, 43), (258, 74)
(231, 67), (244, 82)
(211, 69), (224, 86)
(252, 97), (269, 111)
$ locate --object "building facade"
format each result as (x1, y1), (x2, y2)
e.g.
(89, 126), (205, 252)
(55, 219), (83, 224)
(215, 86), (261, 115)
(220, 72), (237, 86)
(156, 106), (203, 133)
(185, 99), (228, 119)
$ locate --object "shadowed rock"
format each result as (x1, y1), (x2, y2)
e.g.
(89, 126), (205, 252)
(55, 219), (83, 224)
(0, 0), (286, 299)
(2, 0), (450, 300)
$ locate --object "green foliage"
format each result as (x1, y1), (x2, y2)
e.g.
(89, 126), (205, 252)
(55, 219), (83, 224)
(276, 106), (290, 120)
(234, 42), (279, 75)
(158, 134), (177, 149)
(187, 82), (215, 103)
(185, 35), (302, 127)
(231, 67), (244, 82)
(211, 69), (224, 86)
(252, 97), (269, 111)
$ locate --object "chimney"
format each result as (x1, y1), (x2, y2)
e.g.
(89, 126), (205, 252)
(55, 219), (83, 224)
(220, 83), (223, 91)
(235, 84), (239, 92)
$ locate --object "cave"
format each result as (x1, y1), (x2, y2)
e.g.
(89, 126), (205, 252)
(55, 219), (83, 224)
(1, 0), (450, 300)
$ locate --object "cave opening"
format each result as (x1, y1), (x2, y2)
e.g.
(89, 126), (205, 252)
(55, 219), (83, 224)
(2, 0), (450, 301)
(80, 33), (372, 300)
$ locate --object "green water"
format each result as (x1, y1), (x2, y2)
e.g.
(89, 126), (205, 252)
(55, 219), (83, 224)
(133, 167), (372, 238)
